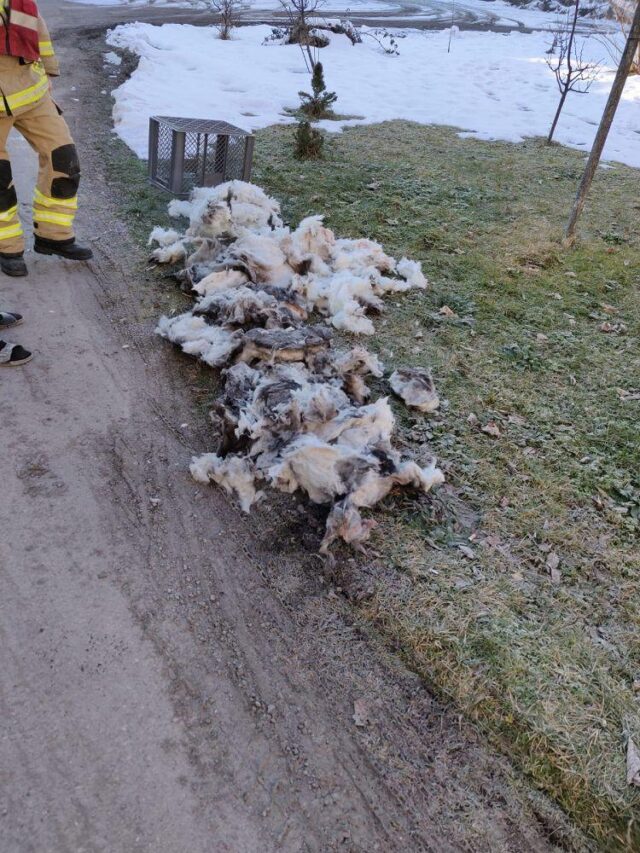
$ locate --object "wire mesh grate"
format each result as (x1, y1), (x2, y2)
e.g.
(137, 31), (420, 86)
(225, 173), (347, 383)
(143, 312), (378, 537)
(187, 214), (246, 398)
(148, 117), (254, 198)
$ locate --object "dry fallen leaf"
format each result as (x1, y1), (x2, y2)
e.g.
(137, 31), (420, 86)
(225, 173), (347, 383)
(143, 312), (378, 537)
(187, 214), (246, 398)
(627, 737), (640, 787)
(616, 388), (640, 402)
(546, 552), (560, 571)
(536, 333), (549, 343)
(546, 552), (561, 583)
(508, 413), (527, 427)
(599, 321), (627, 335)
(458, 545), (474, 559)
(439, 305), (457, 318)
(481, 421), (501, 439)
(353, 699), (370, 728)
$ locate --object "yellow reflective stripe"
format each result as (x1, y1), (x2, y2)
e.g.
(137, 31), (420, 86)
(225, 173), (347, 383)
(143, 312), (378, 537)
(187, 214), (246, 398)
(39, 41), (54, 57)
(0, 222), (23, 240)
(3, 74), (48, 112)
(0, 204), (18, 222)
(34, 210), (75, 227)
(34, 188), (78, 211)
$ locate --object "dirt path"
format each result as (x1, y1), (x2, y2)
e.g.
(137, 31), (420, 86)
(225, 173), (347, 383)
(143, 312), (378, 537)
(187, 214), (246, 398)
(55, 0), (573, 34)
(0, 3), (586, 851)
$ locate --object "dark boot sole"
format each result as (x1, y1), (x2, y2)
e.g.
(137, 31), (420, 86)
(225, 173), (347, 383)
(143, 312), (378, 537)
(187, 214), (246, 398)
(0, 317), (23, 329)
(1, 265), (28, 277)
(1, 352), (33, 366)
(34, 245), (93, 261)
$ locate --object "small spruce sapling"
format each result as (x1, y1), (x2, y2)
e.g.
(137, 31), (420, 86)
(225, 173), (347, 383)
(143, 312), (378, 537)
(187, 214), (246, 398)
(294, 120), (324, 159)
(299, 62), (338, 119)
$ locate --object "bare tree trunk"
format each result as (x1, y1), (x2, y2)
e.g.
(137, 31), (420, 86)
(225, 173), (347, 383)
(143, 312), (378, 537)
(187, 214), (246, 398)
(546, 0), (581, 143)
(547, 88), (568, 143)
(565, 2), (640, 246)
(565, 0), (640, 244)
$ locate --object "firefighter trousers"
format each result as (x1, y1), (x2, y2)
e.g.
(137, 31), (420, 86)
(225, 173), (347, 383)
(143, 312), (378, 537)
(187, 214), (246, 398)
(0, 92), (80, 254)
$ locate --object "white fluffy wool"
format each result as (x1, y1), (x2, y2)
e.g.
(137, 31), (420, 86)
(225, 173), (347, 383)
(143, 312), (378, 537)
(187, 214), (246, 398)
(315, 397), (395, 449)
(229, 232), (292, 286)
(159, 181), (428, 327)
(193, 269), (249, 298)
(292, 382), (351, 430)
(325, 270), (386, 335)
(156, 313), (242, 367)
(150, 240), (187, 264)
(332, 346), (384, 379)
(196, 287), (278, 328)
(190, 453), (263, 512)
(350, 458), (445, 509)
(397, 257), (428, 290)
(153, 180), (444, 550)
(331, 238), (396, 274)
(185, 181), (283, 239)
(280, 215), (335, 271)
(268, 436), (355, 504)
(389, 368), (440, 413)
(168, 198), (193, 219)
(148, 226), (182, 247)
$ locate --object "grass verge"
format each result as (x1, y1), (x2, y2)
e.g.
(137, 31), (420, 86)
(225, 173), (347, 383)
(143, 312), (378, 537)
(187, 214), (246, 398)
(251, 122), (640, 849)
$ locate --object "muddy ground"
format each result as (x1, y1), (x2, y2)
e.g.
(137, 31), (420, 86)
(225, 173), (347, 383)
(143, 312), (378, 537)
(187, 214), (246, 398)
(0, 2), (590, 851)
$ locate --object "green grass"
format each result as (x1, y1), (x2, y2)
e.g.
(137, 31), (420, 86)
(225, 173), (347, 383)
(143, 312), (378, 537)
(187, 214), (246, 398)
(251, 123), (640, 849)
(109, 117), (640, 848)
(105, 139), (170, 245)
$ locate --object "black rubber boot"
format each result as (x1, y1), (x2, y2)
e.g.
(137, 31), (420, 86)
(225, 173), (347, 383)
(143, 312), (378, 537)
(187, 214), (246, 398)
(0, 252), (28, 277)
(34, 236), (93, 261)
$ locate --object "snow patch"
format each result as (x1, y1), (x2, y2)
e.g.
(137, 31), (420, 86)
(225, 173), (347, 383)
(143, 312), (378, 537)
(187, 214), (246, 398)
(107, 22), (640, 168)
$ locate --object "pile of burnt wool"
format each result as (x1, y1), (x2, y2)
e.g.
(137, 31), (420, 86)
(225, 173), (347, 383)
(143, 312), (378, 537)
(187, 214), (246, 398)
(152, 180), (443, 552)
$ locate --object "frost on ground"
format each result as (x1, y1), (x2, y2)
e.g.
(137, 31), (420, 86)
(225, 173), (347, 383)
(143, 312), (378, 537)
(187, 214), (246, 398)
(107, 21), (640, 168)
(152, 180), (443, 552)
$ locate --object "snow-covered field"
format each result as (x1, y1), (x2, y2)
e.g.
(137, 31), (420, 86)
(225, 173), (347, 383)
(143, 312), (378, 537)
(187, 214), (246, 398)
(107, 21), (640, 168)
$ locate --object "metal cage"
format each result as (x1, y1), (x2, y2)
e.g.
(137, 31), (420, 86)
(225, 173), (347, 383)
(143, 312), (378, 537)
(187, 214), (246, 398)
(148, 116), (255, 198)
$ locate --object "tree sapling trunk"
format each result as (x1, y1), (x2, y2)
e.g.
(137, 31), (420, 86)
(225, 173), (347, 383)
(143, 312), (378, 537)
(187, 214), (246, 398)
(546, 0), (601, 144)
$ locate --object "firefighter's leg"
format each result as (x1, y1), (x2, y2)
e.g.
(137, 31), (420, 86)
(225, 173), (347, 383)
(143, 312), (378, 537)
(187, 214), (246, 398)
(0, 115), (25, 256)
(13, 94), (79, 243)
